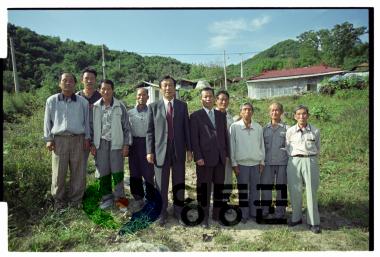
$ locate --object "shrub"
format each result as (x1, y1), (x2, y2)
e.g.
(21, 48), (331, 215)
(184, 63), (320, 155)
(319, 74), (368, 95)
(310, 105), (330, 121)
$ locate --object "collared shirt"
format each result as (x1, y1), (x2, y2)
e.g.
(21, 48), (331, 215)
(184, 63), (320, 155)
(203, 107), (215, 127)
(286, 123), (320, 156)
(77, 90), (101, 139)
(101, 103), (113, 141)
(226, 111), (234, 130)
(215, 109), (234, 130)
(128, 105), (149, 137)
(163, 98), (174, 116)
(229, 119), (265, 167)
(44, 93), (90, 141)
(263, 121), (289, 165)
(76, 90), (102, 105)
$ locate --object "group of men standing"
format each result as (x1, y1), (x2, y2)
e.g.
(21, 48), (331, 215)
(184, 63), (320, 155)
(43, 68), (322, 234)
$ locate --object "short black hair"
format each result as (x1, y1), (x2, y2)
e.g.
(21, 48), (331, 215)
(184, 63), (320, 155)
(100, 79), (114, 90)
(61, 72), (77, 83)
(240, 102), (254, 112)
(159, 75), (176, 88)
(293, 104), (309, 114)
(216, 90), (229, 99)
(81, 67), (97, 78)
(201, 87), (214, 96)
(137, 87), (148, 94)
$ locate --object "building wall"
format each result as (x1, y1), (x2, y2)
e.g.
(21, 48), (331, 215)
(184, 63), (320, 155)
(145, 86), (180, 105)
(247, 75), (325, 99)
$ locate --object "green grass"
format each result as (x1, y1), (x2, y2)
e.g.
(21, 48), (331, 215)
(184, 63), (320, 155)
(4, 87), (369, 251)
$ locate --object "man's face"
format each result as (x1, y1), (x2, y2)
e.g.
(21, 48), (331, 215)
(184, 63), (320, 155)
(82, 72), (96, 90)
(160, 79), (175, 100)
(201, 90), (215, 109)
(294, 108), (309, 126)
(59, 73), (76, 94)
(216, 93), (229, 111)
(269, 104), (283, 121)
(136, 89), (149, 105)
(240, 105), (253, 121)
(100, 82), (113, 103)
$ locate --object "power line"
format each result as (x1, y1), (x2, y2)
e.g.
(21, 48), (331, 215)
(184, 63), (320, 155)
(134, 51), (260, 56)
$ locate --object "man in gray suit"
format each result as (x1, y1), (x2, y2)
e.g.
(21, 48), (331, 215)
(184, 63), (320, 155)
(146, 75), (192, 226)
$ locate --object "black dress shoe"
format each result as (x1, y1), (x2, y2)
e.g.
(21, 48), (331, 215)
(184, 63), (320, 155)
(158, 216), (167, 226)
(201, 220), (209, 228)
(310, 225), (321, 234)
(288, 219), (302, 227)
(178, 218), (187, 227)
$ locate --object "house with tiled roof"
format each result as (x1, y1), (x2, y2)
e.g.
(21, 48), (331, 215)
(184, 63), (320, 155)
(135, 81), (179, 104)
(246, 65), (345, 99)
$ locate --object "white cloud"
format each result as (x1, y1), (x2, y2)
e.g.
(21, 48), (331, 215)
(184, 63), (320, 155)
(250, 16), (271, 31)
(209, 18), (248, 34)
(208, 16), (271, 49)
(209, 34), (235, 49)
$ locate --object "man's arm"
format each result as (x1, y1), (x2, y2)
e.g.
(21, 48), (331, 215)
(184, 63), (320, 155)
(120, 103), (132, 157)
(183, 102), (192, 162)
(82, 100), (91, 150)
(315, 127), (321, 155)
(146, 104), (155, 164)
(183, 102), (191, 152)
(223, 113), (230, 159)
(229, 124), (239, 176)
(82, 100), (90, 140)
(44, 98), (55, 151)
(190, 112), (203, 165)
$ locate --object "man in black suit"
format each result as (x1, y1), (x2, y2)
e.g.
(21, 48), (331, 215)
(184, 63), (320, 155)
(190, 87), (229, 228)
(146, 75), (192, 226)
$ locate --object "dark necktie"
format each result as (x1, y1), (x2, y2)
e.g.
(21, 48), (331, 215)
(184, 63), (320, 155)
(167, 101), (174, 141)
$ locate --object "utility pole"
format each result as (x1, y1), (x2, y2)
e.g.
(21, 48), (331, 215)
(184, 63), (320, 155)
(102, 44), (106, 80)
(9, 37), (20, 93)
(240, 53), (244, 78)
(223, 50), (227, 90)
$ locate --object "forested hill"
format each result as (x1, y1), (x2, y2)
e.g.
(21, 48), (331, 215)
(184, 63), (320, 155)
(4, 22), (368, 92)
(226, 22), (369, 78)
(226, 39), (301, 78)
(3, 23), (191, 92)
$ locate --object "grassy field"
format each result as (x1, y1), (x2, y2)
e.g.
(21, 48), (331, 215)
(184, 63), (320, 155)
(3, 86), (370, 251)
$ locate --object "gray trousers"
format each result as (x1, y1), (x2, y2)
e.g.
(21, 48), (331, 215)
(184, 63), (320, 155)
(154, 140), (185, 218)
(224, 158), (233, 199)
(261, 165), (287, 216)
(287, 156), (320, 226)
(96, 139), (125, 201)
(51, 134), (85, 205)
(237, 165), (261, 219)
(82, 149), (100, 178)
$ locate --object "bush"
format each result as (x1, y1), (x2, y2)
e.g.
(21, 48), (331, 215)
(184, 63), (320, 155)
(319, 74), (368, 95)
(3, 91), (41, 122)
(310, 105), (330, 121)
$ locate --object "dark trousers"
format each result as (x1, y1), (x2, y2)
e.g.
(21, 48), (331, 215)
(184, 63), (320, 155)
(129, 137), (155, 202)
(154, 140), (185, 218)
(196, 160), (225, 220)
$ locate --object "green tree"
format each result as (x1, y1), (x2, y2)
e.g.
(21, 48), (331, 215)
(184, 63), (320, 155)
(297, 30), (321, 66)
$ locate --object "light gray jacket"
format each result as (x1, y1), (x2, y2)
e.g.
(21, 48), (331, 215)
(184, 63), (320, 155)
(92, 97), (132, 150)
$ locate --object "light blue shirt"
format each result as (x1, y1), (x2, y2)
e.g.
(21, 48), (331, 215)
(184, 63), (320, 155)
(128, 105), (149, 137)
(44, 93), (90, 141)
(203, 107), (215, 127)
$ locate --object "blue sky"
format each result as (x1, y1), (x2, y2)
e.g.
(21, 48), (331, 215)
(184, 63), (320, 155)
(8, 9), (369, 65)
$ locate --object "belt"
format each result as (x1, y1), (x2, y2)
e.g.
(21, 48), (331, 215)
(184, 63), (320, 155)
(55, 133), (83, 137)
(292, 154), (316, 157)
(133, 136), (146, 139)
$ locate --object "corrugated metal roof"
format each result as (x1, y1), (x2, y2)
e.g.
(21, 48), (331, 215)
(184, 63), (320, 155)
(248, 65), (344, 81)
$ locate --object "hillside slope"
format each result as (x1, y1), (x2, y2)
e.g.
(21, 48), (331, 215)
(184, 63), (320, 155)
(4, 87), (369, 251)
